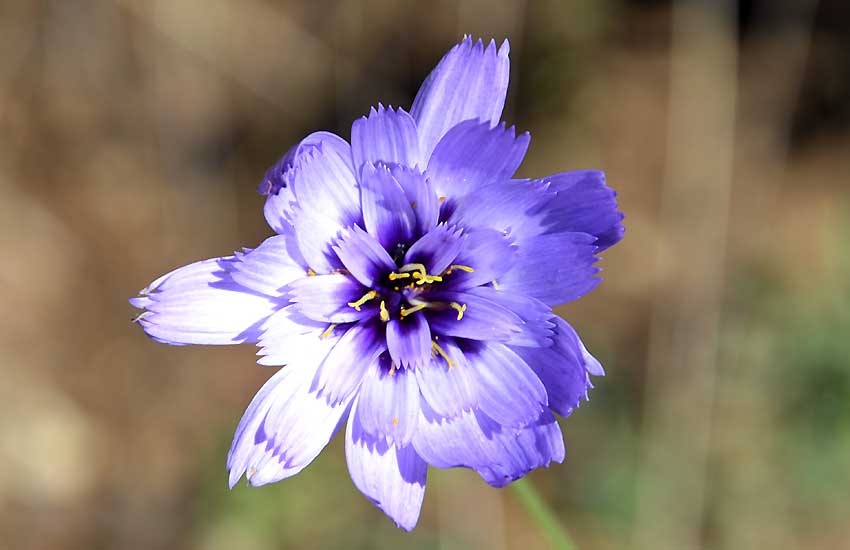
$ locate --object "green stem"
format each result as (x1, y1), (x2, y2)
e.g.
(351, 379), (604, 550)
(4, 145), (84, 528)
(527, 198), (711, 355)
(510, 478), (577, 550)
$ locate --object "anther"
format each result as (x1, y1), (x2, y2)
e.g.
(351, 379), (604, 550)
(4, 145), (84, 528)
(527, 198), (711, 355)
(449, 302), (467, 321)
(307, 268), (316, 277)
(492, 280), (501, 290)
(388, 272), (410, 281)
(400, 303), (427, 317)
(347, 290), (377, 311)
(399, 263), (428, 275)
(379, 300), (390, 322)
(321, 324), (337, 339)
(431, 340), (456, 368)
(446, 264), (475, 274)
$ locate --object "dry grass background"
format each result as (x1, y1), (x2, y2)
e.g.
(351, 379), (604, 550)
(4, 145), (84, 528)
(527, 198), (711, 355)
(1, 1), (848, 549)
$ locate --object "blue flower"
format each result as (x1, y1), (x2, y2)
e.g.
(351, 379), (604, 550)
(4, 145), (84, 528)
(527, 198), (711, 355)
(131, 36), (623, 530)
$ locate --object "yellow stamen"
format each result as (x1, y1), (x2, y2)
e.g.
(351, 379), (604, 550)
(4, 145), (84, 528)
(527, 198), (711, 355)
(389, 363), (397, 377)
(449, 302), (467, 320)
(399, 263), (428, 275)
(379, 300), (390, 322)
(321, 324), (337, 339)
(307, 268), (316, 276)
(431, 340), (455, 368)
(400, 303), (427, 317)
(492, 280), (501, 290)
(347, 290), (377, 311)
(388, 272), (411, 281)
(447, 264), (475, 274)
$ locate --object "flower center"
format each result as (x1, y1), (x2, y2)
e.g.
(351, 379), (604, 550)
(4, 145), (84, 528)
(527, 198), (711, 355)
(345, 263), (474, 325)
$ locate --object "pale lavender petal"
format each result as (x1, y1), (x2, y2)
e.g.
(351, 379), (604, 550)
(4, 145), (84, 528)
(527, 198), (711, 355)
(285, 274), (375, 323)
(287, 138), (361, 273)
(411, 37), (510, 161)
(333, 225), (396, 288)
(463, 343), (547, 427)
(414, 338), (477, 418)
(498, 232), (601, 306)
(290, 208), (348, 274)
(360, 163), (416, 250)
(386, 312), (431, 370)
(261, 132), (352, 234)
(256, 306), (341, 367)
(312, 323), (386, 406)
(346, 398), (427, 531)
(427, 120), (529, 197)
(132, 257), (279, 346)
(412, 405), (565, 488)
(227, 362), (353, 488)
(355, 360), (420, 446)
(230, 235), (307, 295)
(351, 105), (420, 173)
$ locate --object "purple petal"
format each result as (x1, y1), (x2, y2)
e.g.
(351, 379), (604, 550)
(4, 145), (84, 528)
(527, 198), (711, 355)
(403, 224), (465, 275)
(463, 287), (554, 347)
(229, 235), (307, 295)
(355, 360), (421, 446)
(447, 179), (554, 241)
(390, 165), (439, 237)
(346, 398), (427, 531)
(131, 257), (279, 345)
(440, 228), (517, 290)
(426, 290), (525, 343)
(227, 362), (353, 488)
(497, 232), (601, 306)
(411, 37), (510, 162)
(333, 225), (396, 288)
(512, 317), (604, 417)
(536, 170), (625, 251)
(414, 338), (477, 418)
(360, 163), (417, 250)
(351, 105), (420, 173)
(463, 343), (547, 427)
(427, 120), (529, 198)
(412, 405), (565, 488)
(386, 312), (431, 370)
(312, 323), (386, 406)
(262, 132), (352, 234)
(285, 274), (374, 323)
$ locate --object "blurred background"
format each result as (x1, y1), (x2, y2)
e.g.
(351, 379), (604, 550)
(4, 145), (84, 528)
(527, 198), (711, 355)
(2, 0), (849, 548)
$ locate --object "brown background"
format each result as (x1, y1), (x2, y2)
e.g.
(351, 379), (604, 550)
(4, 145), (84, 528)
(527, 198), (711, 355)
(2, 0), (849, 548)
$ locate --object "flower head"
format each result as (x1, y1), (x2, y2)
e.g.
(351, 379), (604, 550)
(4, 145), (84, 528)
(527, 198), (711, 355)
(131, 36), (623, 530)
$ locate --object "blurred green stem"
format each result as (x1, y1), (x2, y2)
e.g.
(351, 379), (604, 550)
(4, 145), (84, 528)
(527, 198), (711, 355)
(511, 478), (577, 550)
